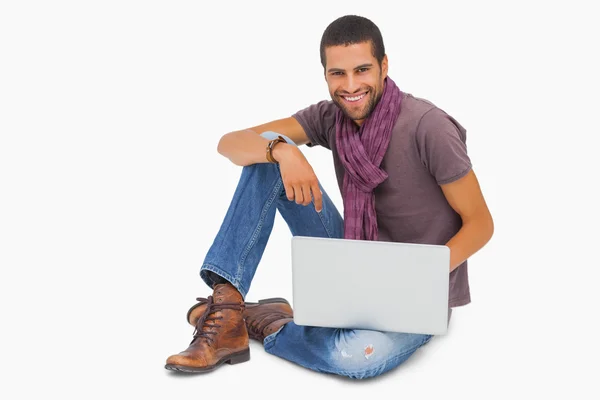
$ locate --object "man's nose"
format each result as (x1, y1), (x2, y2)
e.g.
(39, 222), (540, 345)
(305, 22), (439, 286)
(343, 75), (361, 94)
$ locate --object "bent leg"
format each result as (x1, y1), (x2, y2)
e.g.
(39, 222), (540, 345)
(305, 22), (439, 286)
(199, 132), (343, 298)
(264, 323), (433, 379)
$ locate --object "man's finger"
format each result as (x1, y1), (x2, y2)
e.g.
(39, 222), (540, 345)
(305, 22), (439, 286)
(294, 184), (304, 204)
(284, 182), (295, 202)
(301, 184), (312, 206)
(311, 182), (323, 212)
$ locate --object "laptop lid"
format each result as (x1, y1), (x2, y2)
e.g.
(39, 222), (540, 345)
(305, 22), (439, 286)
(291, 236), (450, 335)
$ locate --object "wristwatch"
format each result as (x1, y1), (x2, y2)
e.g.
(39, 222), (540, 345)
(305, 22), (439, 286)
(266, 135), (287, 164)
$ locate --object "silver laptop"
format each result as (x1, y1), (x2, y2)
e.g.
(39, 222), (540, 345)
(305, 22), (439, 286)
(291, 236), (450, 335)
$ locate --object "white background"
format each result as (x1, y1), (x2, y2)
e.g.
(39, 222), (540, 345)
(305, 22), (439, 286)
(1, 0), (599, 398)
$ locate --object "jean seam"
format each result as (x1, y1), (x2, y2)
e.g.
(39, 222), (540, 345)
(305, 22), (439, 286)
(235, 170), (282, 284)
(315, 208), (334, 238)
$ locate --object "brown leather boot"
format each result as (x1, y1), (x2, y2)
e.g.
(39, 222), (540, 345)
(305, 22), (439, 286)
(187, 297), (293, 342)
(244, 299), (294, 342)
(165, 283), (249, 373)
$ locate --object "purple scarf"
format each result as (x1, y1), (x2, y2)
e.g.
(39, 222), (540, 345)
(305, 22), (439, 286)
(335, 77), (403, 241)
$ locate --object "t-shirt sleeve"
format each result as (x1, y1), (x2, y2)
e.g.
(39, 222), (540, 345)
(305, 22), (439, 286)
(292, 100), (337, 150)
(415, 107), (472, 185)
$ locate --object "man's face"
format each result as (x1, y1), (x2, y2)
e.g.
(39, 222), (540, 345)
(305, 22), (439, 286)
(324, 41), (388, 126)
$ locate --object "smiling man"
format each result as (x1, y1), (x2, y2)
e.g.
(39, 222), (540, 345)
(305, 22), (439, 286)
(165, 15), (494, 379)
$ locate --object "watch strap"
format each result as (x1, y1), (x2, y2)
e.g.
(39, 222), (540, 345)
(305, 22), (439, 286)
(266, 135), (286, 164)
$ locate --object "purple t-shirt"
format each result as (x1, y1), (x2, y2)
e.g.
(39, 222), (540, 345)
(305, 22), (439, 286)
(293, 93), (472, 308)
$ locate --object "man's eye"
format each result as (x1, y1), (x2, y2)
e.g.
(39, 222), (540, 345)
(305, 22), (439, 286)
(358, 68), (368, 73)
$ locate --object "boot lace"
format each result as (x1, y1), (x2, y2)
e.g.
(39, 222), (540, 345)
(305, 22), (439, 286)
(191, 296), (244, 345)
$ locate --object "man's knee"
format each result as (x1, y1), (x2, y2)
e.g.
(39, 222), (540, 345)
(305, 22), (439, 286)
(329, 330), (428, 379)
(327, 330), (391, 379)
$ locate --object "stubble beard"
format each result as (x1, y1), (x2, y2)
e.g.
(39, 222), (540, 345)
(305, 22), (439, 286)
(332, 83), (384, 122)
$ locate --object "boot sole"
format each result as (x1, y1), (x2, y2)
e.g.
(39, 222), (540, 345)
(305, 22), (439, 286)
(248, 297), (290, 306)
(164, 348), (250, 373)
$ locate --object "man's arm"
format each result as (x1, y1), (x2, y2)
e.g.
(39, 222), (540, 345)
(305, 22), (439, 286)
(217, 117), (310, 167)
(440, 169), (494, 272)
(217, 117), (324, 212)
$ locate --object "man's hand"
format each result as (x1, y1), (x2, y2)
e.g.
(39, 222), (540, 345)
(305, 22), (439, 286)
(273, 144), (323, 212)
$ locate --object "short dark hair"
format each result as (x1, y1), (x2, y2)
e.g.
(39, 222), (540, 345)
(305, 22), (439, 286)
(319, 15), (385, 69)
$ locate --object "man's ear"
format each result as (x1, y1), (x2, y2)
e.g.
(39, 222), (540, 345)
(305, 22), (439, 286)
(381, 54), (389, 78)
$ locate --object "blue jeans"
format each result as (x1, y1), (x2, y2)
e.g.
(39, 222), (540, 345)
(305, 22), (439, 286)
(199, 131), (434, 379)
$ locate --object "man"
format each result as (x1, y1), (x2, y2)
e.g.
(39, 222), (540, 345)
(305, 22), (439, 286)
(165, 15), (494, 379)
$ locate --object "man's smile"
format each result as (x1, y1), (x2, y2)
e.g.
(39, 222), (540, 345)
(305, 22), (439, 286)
(340, 91), (368, 105)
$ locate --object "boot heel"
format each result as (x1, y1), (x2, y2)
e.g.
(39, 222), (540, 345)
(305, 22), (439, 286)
(227, 349), (250, 365)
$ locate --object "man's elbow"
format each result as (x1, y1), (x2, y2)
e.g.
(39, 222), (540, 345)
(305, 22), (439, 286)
(216, 133), (248, 167)
(217, 133), (230, 156)
(465, 210), (494, 244)
(217, 133), (237, 161)
(482, 212), (494, 244)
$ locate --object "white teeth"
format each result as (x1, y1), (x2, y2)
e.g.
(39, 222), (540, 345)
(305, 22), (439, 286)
(344, 93), (366, 102)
